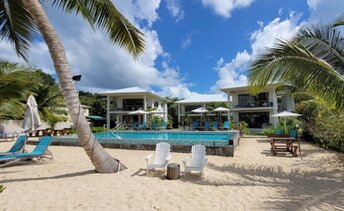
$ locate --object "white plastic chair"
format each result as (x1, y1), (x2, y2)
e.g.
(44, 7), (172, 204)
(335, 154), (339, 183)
(145, 142), (171, 175)
(182, 144), (208, 175)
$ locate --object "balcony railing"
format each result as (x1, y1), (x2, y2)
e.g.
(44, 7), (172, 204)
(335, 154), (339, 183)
(234, 102), (273, 108)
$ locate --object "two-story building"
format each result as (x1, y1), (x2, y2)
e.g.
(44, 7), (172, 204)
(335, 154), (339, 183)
(175, 94), (228, 126)
(220, 84), (295, 129)
(99, 87), (168, 130)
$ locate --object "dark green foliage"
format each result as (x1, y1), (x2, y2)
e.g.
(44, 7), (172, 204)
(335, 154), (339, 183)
(295, 98), (344, 152)
(79, 92), (106, 117)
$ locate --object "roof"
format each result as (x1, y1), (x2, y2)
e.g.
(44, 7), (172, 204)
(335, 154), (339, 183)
(220, 83), (280, 93)
(98, 86), (167, 101)
(175, 94), (227, 104)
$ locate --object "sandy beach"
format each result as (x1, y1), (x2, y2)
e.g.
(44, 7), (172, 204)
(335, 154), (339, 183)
(1, 137), (344, 211)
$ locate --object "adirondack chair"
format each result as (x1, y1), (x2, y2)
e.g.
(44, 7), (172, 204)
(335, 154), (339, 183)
(182, 144), (208, 175)
(144, 142), (171, 175)
(132, 122), (138, 130)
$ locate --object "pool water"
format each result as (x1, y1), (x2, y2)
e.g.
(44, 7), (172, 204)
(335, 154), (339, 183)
(54, 131), (239, 147)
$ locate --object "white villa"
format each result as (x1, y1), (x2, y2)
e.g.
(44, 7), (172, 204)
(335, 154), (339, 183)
(99, 87), (168, 129)
(175, 94), (228, 126)
(220, 84), (295, 129)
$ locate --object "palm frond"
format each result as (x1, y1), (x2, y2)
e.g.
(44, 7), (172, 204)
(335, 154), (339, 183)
(51, 0), (145, 57)
(0, 0), (38, 61)
(297, 23), (344, 75)
(249, 40), (344, 109)
(333, 17), (344, 27)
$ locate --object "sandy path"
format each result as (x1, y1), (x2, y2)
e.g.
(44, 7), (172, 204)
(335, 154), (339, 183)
(1, 137), (343, 210)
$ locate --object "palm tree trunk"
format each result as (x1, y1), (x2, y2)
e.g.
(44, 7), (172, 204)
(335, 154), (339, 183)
(22, 0), (126, 173)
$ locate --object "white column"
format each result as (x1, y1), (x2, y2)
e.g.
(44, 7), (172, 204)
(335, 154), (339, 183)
(178, 104), (181, 127)
(227, 91), (231, 121)
(143, 94), (147, 122)
(271, 88), (278, 126)
(164, 103), (168, 122)
(106, 96), (110, 130)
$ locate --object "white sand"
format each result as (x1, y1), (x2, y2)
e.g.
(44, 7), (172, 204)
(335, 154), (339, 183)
(1, 137), (344, 210)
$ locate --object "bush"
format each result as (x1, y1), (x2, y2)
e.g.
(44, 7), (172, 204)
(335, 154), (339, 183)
(91, 127), (106, 133)
(295, 99), (344, 152)
(263, 128), (275, 136)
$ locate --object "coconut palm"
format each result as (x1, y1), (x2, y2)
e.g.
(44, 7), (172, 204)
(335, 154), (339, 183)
(0, 0), (145, 172)
(249, 18), (344, 110)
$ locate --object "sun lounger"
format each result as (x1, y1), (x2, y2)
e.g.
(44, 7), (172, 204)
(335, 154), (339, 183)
(0, 136), (27, 156)
(0, 136), (53, 167)
(223, 121), (230, 130)
(204, 121), (210, 130)
(211, 121), (218, 130)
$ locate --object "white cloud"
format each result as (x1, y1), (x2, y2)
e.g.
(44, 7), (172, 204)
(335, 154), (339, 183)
(211, 12), (302, 92)
(201, 0), (254, 18)
(0, 0), (194, 99)
(166, 0), (184, 22)
(181, 31), (199, 49)
(307, 0), (344, 23)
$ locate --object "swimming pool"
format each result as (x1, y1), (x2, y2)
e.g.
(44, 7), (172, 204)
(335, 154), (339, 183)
(52, 130), (240, 156)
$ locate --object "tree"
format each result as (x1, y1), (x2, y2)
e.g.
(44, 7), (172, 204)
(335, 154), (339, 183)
(1, 0), (145, 172)
(249, 18), (344, 110)
(0, 61), (33, 119)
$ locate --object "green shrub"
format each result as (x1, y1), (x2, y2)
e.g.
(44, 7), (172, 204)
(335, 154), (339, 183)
(263, 128), (275, 136)
(91, 127), (106, 133)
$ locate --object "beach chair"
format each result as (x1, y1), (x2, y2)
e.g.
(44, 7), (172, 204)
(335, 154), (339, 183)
(289, 129), (297, 138)
(151, 122), (158, 130)
(223, 121), (230, 130)
(0, 136), (27, 156)
(182, 144), (208, 175)
(140, 122), (147, 130)
(144, 142), (171, 175)
(211, 121), (218, 130)
(191, 121), (199, 130)
(204, 121), (210, 130)
(275, 129), (283, 135)
(132, 122), (138, 130)
(159, 121), (167, 130)
(0, 136), (53, 167)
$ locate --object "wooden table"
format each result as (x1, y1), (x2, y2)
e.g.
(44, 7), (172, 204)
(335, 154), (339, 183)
(270, 137), (299, 157)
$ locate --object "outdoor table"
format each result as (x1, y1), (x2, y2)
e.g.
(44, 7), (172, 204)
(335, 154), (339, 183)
(270, 137), (299, 157)
(166, 163), (180, 180)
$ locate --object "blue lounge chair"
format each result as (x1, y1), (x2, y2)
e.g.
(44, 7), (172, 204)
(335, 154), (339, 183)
(204, 121), (210, 130)
(140, 122), (147, 130)
(132, 122), (138, 130)
(289, 129), (297, 138)
(191, 121), (199, 130)
(275, 129), (283, 135)
(223, 121), (230, 130)
(0, 136), (53, 167)
(160, 121), (167, 130)
(152, 122), (158, 130)
(211, 121), (218, 130)
(0, 136), (27, 156)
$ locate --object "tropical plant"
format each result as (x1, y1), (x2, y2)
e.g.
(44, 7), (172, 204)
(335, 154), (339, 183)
(0, 61), (34, 119)
(1, 0), (145, 172)
(249, 18), (344, 110)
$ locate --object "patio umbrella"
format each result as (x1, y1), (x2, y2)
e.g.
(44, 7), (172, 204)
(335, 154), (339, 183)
(213, 107), (230, 128)
(192, 107), (209, 127)
(22, 95), (42, 133)
(271, 111), (301, 134)
(128, 109), (150, 127)
(150, 108), (165, 114)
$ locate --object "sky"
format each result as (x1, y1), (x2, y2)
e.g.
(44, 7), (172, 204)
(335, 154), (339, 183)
(1, 0), (344, 99)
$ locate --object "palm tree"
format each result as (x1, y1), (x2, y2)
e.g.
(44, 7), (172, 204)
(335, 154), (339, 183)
(0, 61), (33, 119)
(0, 0), (145, 172)
(249, 18), (344, 110)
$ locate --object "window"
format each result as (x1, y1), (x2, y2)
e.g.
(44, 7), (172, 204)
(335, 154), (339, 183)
(239, 112), (269, 128)
(123, 99), (143, 110)
(154, 101), (159, 108)
(237, 92), (269, 107)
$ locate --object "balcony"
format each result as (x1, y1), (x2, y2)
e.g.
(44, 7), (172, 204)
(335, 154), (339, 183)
(234, 101), (273, 108)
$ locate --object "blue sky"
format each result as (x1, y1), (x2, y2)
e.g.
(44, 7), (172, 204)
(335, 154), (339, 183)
(1, 0), (343, 98)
